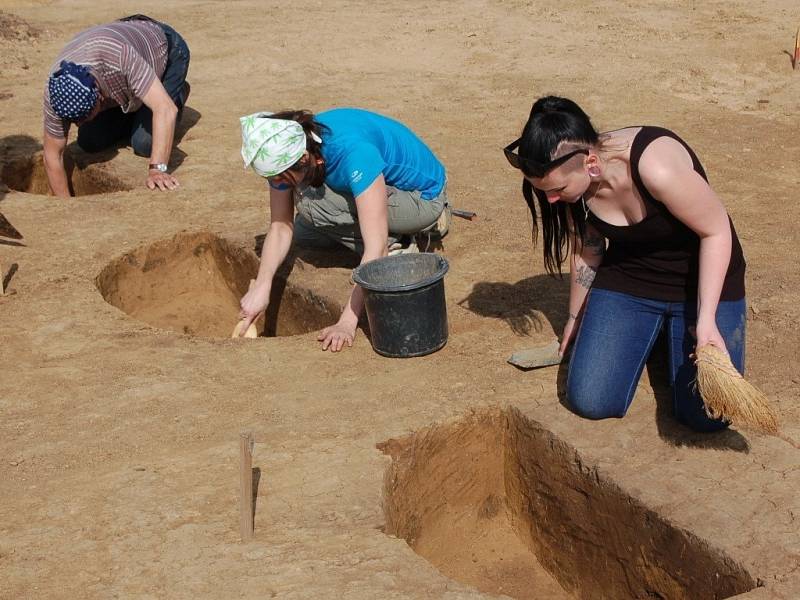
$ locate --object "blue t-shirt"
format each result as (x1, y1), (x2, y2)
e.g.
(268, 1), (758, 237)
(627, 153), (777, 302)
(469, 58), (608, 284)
(315, 108), (446, 200)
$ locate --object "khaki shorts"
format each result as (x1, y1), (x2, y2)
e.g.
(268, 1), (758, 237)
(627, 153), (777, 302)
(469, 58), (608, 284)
(293, 182), (447, 253)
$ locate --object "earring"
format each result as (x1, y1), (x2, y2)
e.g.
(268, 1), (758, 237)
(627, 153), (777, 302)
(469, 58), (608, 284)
(588, 166), (601, 178)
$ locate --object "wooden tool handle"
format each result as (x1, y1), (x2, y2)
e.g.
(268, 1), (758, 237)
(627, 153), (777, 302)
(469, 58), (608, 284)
(232, 279), (259, 338)
(239, 431), (255, 541)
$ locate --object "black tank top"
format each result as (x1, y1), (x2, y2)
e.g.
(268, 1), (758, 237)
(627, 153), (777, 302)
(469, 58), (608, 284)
(588, 126), (745, 302)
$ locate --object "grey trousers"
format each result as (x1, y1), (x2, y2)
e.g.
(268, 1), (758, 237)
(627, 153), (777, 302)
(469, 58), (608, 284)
(293, 183), (447, 254)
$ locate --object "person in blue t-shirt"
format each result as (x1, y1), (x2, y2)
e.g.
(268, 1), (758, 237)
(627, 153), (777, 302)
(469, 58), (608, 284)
(237, 107), (449, 352)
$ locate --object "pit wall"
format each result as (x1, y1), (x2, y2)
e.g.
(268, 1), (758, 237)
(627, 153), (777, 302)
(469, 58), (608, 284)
(95, 230), (342, 338)
(504, 408), (756, 599)
(95, 231), (259, 338)
(381, 408), (758, 600)
(1, 151), (133, 196)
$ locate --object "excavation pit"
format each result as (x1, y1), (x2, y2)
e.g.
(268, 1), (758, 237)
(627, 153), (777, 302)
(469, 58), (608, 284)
(96, 231), (339, 338)
(1, 151), (132, 196)
(379, 408), (759, 600)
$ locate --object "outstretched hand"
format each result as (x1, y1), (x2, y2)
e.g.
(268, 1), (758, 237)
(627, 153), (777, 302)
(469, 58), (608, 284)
(318, 321), (356, 352)
(146, 170), (180, 191)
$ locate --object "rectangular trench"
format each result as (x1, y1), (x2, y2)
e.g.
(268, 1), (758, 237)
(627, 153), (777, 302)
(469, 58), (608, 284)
(379, 407), (758, 599)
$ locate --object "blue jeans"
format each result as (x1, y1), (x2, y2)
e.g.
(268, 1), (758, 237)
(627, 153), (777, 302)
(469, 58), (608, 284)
(77, 18), (190, 157)
(566, 288), (747, 432)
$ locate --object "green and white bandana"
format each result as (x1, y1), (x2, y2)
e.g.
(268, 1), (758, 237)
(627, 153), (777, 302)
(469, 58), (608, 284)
(240, 112), (307, 178)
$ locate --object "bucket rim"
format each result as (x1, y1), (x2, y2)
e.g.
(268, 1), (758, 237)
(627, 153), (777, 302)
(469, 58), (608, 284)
(352, 253), (449, 293)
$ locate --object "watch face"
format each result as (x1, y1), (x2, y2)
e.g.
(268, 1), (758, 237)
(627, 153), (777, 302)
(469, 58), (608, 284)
(150, 163), (168, 172)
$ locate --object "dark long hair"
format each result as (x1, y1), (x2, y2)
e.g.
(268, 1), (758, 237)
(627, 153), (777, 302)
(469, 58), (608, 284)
(518, 96), (599, 275)
(270, 109), (329, 187)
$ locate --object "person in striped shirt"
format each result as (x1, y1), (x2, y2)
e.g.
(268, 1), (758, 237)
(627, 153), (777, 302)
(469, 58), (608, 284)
(42, 15), (190, 196)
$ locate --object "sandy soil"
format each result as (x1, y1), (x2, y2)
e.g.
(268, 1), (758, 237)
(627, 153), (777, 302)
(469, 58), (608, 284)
(1, 1), (799, 598)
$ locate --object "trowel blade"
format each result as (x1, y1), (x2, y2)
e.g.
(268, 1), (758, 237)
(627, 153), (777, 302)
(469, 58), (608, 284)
(231, 320), (258, 339)
(508, 340), (563, 369)
(0, 212), (23, 240)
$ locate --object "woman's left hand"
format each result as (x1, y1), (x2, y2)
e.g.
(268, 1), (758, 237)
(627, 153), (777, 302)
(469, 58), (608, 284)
(695, 317), (728, 355)
(318, 320), (357, 352)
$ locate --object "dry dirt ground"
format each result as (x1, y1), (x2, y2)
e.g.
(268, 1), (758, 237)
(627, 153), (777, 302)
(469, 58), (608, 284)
(1, 1), (799, 598)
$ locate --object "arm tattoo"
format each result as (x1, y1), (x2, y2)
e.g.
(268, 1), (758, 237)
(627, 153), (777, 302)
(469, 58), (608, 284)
(576, 265), (597, 289)
(583, 235), (605, 257)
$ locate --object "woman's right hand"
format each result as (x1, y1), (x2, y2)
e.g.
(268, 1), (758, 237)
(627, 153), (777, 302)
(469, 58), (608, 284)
(559, 314), (580, 356)
(238, 280), (271, 336)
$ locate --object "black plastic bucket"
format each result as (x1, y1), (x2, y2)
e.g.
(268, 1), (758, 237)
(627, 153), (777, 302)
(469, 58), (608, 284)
(352, 253), (449, 357)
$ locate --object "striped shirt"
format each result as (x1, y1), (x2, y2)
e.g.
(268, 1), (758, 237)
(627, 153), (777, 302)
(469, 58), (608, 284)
(43, 20), (168, 139)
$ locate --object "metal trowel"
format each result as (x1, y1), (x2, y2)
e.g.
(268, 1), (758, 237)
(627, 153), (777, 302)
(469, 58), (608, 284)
(0, 212), (23, 240)
(507, 340), (563, 370)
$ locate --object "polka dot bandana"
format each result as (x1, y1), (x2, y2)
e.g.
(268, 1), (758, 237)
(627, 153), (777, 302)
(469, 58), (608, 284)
(240, 112), (308, 178)
(48, 61), (98, 121)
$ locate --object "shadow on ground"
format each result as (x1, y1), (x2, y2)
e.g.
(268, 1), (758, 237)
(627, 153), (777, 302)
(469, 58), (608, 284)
(647, 334), (750, 452)
(167, 106), (202, 170)
(252, 235), (363, 339)
(175, 106), (201, 145)
(0, 133), (41, 168)
(67, 142), (120, 169)
(457, 274), (569, 336)
(254, 233), (360, 270)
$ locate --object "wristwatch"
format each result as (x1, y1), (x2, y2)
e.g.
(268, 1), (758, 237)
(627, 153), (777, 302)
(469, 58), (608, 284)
(148, 163), (168, 173)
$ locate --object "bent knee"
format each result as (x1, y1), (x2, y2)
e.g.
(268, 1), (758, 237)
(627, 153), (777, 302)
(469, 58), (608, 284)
(567, 388), (628, 420)
(76, 135), (106, 154)
(131, 133), (152, 157)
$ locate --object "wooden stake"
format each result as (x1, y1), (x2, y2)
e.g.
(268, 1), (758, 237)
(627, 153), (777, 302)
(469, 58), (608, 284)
(239, 431), (255, 541)
(0, 261), (5, 296)
(794, 27), (800, 70)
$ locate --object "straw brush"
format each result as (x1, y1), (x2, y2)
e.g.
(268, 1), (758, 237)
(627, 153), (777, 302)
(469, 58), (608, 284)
(694, 344), (778, 434)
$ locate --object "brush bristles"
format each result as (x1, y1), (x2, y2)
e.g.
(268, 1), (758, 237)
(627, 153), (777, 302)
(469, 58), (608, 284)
(695, 345), (778, 434)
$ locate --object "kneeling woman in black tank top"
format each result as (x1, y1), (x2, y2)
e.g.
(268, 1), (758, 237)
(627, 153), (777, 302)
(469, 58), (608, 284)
(504, 96), (746, 432)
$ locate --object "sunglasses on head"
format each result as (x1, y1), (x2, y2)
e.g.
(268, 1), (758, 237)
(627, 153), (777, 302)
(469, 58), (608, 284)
(503, 138), (589, 178)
